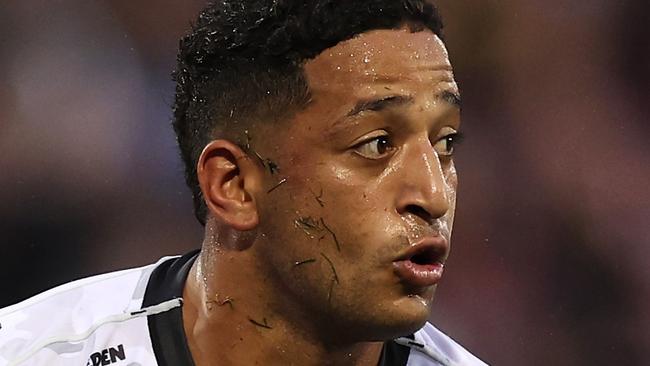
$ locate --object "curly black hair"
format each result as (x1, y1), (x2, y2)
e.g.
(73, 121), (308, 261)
(172, 0), (444, 225)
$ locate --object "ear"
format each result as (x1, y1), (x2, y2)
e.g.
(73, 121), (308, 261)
(197, 140), (262, 231)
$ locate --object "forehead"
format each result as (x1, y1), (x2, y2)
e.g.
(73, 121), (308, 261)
(304, 28), (454, 94)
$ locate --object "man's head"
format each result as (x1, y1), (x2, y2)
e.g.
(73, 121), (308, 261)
(173, 0), (461, 342)
(173, 0), (444, 225)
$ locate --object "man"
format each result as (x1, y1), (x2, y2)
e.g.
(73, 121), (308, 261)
(0, 1), (486, 365)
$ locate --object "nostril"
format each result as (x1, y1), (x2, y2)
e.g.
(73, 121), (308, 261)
(405, 204), (433, 224)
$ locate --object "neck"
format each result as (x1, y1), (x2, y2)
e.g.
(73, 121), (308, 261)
(182, 244), (384, 366)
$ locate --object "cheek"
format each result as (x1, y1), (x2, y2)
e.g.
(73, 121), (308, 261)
(259, 143), (403, 259)
(446, 163), (458, 204)
(316, 180), (410, 267)
(256, 162), (344, 259)
(255, 171), (394, 307)
(443, 163), (459, 235)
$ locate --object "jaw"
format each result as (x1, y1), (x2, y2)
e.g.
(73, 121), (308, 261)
(307, 280), (437, 343)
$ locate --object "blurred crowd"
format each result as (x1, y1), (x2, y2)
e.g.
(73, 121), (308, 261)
(1, 1), (648, 365)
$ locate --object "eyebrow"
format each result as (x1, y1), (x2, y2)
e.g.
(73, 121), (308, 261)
(345, 90), (461, 119)
(346, 95), (413, 117)
(439, 90), (462, 109)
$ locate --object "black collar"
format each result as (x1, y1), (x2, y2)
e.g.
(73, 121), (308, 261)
(143, 250), (199, 366)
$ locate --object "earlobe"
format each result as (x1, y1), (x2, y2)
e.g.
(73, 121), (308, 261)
(197, 140), (262, 231)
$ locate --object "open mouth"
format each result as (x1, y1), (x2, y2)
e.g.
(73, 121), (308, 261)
(409, 246), (444, 266)
(393, 236), (448, 287)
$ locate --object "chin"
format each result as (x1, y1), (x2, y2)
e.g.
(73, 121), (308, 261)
(342, 293), (433, 342)
(363, 317), (429, 342)
(388, 295), (432, 333)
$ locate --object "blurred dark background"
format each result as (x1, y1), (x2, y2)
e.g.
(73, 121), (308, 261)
(1, 1), (648, 365)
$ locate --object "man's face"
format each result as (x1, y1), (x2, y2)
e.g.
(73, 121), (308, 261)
(253, 27), (460, 341)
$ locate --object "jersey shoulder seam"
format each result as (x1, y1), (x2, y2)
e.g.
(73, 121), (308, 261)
(0, 255), (179, 318)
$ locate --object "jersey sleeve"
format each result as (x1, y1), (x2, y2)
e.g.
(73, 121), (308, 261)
(0, 260), (167, 366)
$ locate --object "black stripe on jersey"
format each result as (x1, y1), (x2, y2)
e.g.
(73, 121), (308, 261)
(378, 335), (413, 366)
(142, 249), (412, 366)
(143, 250), (199, 366)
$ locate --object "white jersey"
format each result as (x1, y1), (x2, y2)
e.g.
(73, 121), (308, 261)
(0, 251), (487, 366)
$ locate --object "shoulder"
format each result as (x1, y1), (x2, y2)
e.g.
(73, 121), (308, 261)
(400, 322), (488, 366)
(0, 255), (179, 366)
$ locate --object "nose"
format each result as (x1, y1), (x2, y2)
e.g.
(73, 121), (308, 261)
(395, 139), (450, 224)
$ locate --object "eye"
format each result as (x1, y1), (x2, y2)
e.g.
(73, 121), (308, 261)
(433, 132), (463, 157)
(354, 135), (396, 159)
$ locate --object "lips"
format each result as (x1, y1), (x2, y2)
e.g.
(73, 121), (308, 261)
(393, 236), (448, 288)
